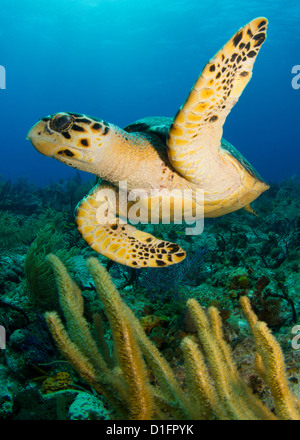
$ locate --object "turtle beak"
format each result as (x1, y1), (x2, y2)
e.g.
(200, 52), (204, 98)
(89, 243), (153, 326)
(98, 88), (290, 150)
(27, 120), (60, 157)
(26, 119), (52, 139)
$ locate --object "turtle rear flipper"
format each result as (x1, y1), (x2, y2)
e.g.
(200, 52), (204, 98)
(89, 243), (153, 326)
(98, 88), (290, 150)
(167, 17), (268, 184)
(75, 184), (186, 268)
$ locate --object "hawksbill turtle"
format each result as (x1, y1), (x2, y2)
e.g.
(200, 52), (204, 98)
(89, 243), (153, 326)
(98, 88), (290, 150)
(27, 17), (269, 268)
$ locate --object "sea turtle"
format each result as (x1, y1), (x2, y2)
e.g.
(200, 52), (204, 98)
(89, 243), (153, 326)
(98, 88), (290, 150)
(27, 17), (269, 268)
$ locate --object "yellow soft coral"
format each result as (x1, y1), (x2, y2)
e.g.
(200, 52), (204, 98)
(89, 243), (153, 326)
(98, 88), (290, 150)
(45, 254), (300, 420)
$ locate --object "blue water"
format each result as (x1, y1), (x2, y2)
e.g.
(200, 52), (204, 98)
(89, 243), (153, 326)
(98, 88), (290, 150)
(0, 0), (299, 185)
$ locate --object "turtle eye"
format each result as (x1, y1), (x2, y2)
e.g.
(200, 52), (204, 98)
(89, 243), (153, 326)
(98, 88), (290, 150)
(49, 113), (74, 133)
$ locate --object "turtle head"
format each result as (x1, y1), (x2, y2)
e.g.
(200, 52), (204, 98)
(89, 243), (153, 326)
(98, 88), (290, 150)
(27, 112), (115, 173)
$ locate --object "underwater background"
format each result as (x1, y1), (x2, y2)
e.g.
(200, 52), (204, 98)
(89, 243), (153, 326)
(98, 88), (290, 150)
(0, 0), (300, 184)
(0, 0), (299, 421)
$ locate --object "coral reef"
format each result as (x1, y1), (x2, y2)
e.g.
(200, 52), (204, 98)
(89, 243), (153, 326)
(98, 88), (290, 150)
(24, 224), (78, 310)
(45, 255), (299, 420)
(0, 174), (299, 419)
(41, 371), (73, 394)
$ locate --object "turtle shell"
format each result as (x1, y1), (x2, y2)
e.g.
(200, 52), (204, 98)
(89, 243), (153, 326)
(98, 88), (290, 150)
(220, 138), (266, 183)
(124, 117), (172, 143)
(124, 117), (266, 184)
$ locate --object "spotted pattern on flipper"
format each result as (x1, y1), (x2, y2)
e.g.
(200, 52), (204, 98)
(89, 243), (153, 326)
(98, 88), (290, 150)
(75, 185), (186, 268)
(167, 17), (268, 184)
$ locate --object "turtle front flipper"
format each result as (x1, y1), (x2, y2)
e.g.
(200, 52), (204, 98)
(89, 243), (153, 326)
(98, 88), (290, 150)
(75, 183), (186, 268)
(167, 17), (268, 184)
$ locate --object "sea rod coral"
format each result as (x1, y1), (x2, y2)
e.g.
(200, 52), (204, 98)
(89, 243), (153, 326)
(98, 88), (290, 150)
(45, 254), (300, 420)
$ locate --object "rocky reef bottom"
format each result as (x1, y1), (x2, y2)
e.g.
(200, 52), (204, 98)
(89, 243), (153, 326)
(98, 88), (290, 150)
(0, 173), (299, 419)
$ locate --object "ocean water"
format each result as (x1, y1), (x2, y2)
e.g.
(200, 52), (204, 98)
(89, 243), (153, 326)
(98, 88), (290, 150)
(0, 0), (299, 185)
(1, 1), (300, 421)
